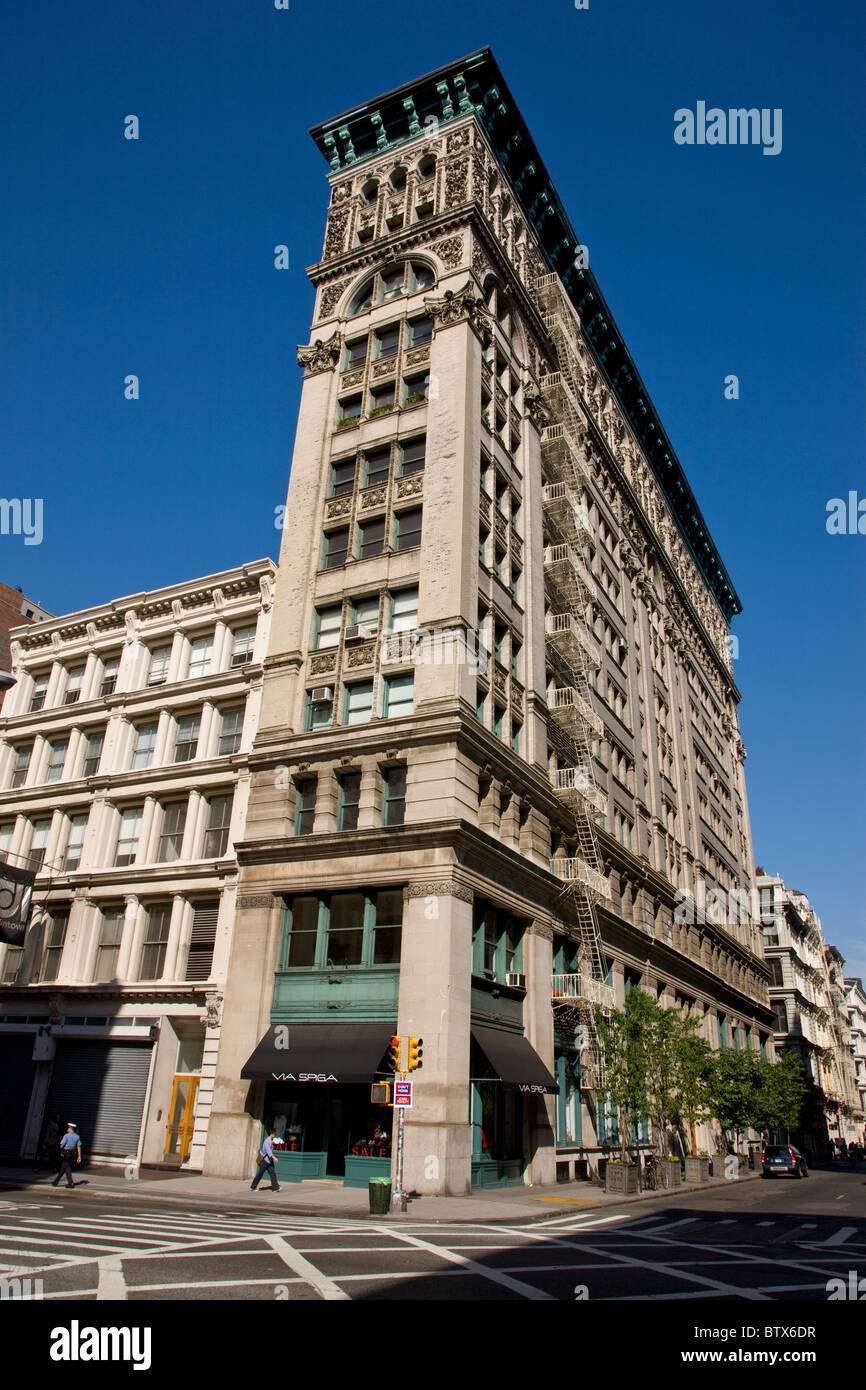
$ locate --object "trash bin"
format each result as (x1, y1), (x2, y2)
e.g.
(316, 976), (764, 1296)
(368, 1178), (392, 1214)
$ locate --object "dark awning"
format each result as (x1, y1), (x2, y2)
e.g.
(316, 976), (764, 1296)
(242, 1024), (395, 1084)
(471, 1025), (558, 1094)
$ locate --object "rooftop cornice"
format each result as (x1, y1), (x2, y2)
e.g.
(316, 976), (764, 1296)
(309, 48), (741, 622)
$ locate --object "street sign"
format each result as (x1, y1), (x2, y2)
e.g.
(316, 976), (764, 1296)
(394, 1080), (413, 1108)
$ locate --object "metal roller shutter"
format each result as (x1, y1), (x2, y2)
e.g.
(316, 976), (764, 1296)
(48, 1041), (152, 1157)
(0, 1037), (36, 1158)
(186, 900), (218, 981)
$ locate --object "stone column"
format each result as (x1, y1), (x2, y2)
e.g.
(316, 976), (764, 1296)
(116, 895), (140, 981)
(162, 894), (188, 981)
(398, 881), (474, 1196)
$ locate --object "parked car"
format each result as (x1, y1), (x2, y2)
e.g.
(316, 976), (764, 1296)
(761, 1144), (808, 1178)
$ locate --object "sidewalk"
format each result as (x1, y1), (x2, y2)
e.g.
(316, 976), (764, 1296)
(0, 1162), (764, 1223)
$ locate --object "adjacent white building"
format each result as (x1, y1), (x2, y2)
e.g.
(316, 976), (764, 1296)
(0, 560), (275, 1170)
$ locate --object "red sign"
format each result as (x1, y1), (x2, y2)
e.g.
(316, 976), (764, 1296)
(394, 1081), (413, 1108)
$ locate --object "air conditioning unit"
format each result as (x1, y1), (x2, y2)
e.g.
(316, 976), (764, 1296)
(505, 972), (526, 989)
(310, 687), (333, 703)
(345, 624), (373, 644)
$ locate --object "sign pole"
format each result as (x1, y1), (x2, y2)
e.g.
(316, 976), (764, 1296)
(394, 1093), (406, 1213)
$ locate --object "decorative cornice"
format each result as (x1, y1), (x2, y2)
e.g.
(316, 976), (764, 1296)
(297, 331), (341, 376)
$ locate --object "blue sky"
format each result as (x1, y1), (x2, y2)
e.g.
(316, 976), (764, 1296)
(1, 0), (863, 969)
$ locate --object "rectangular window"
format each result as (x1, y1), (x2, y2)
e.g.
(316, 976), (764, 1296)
(83, 729), (104, 777)
(330, 458), (356, 497)
(376, 325), (400, 357)
(323, 527), (350, 570)
(493, 706), (504, 740)
(476, 688), (485, 723)
(494, 624), (506, 662)
(94, 910), (125, 983)
(511, 721), (522, 755)
(174, 714), (200, 763)
(100, 656), (120, 697)
(345, 338), (367, 367)
(148, 646), (171, 685)
(63, 667), (85, 704)
(472, 902), (525, 983)
(29, 672), (49, 711)
(188, 636), (213, 679)
(218, 706), (244, 755)
(364, 447), (391, 488)
(384, 673), (414, 719)
(338, 395), (362, 424)
(327, 892), (365, 966)
(351, 595), (380, 632)
(63, 814), (88, 872)
(295, 779), (317, 836)
(41, 910), (69, 982)
(284, 895), (319, 968)
(230, 626), (256, 666)
(494, 547), (505, 581)
(185, 900), (218, 981)
(390, 588), (418, 633)
(158, 803), (187, 863)
(479, 528), (489, 568)
(315, 605), (342, 649)
(383, 765), (407, 826)
(0, 823), (12, 856)
(359, 517), (386, 559)
(404, 373), (429, 404)
(139, 904), (171, 981)
(399, 438), (425, 476)
(29, 820), (51, 871)
(370, 383), (395, 413)
(338, 773), (361, 831)
(511, 566), (521, 603)
(45, 739), (68, 784)
(115, 806), (144, 867)
(381, 269), (403, 300)
(511, 642), (521, 680)
(344, 680), (374, 726)
(2, 946), (23, 983)
(409, 317), (432, 346)
(132, 721), (158, 770)
(204, 793), (233, 857)
(373, 888), (402, 964)
(394, 508), (422, 551)
(306, 690), (333, 731)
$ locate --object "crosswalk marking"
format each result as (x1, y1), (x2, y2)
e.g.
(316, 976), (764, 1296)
(375, 1224), (558, 1300)
(815, 1226), (857, 1246)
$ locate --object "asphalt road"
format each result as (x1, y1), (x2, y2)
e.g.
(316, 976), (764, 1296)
(0, 1165), (863, 1301)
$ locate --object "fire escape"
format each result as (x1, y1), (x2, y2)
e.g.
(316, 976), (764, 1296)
(534, 272), (615, 1093)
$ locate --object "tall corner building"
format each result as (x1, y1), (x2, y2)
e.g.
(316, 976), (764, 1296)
(206, 49), (774, 1193)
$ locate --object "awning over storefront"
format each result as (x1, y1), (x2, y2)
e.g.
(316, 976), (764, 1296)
(471, 1025), (558, 1094)
(241, 1024), (396, 1084)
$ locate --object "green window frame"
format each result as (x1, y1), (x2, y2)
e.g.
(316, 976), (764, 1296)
(345, 338), (367, 368)
(279, 889), (403, 970)
(330, 458), (356, 497)
(351, 595), (380, 632)
(382, 765), (407, 826)
(306, 690), (333, 731)
(511, 721), (522, 755)
(344, 680), (374, 726)
(390, 588), (418, 632)
(493, 706), (504, 741)
(295, 779), (317, 836)
(471, 902), (524, 983)
(383, 673), (414, 719)
(323, 528), (349, 570)
(399, 438), (425, 476)
(409, 317), (432, 346)
(338, 772), (361, 831)
(314, 606), (342, 650)
(394, 508), (422, 551)
(364, 447), (391, 487)
(376, 325), (400, 358)
(358, 517), (386, 559)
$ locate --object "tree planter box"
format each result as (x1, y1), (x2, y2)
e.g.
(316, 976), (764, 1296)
(605, 1163), (639, 1194)
(685, 1157), (710, 1183)
(660, 1158), (683, 1188)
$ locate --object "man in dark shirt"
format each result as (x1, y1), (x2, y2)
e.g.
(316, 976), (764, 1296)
(52, 1124), (82, 1188)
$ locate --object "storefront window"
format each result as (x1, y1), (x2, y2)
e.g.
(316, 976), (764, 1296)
(280, 889), (403, 970)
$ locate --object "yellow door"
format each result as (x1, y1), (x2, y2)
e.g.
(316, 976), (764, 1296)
(164, 1075), (199, 1162)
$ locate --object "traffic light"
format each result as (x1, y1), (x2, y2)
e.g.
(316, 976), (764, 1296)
(407, 1036), (423, 1071)
(387, 1035), (402, 1072)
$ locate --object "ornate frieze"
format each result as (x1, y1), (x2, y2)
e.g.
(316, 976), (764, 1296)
(325, 497), (352, 521)
(404, 880), (474, 904)
(429, 234), (464, 268)
(317, 278), (353, 322)
(404, 346), (430, 368)
(309, 652), (337, 676)
(345, 642), (376, 668)
(395, 475), (423, 501)
(323, 208), (350, 259)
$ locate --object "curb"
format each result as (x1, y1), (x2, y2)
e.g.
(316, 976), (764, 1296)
(0, 1167), (765, 1225)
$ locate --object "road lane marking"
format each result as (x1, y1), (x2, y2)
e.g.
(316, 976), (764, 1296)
(374, 1225), (557, 1300)
(264, 1234), (350, 1300)
(96, 1255), (127, 1301)
(814, 1226), (857, 1246)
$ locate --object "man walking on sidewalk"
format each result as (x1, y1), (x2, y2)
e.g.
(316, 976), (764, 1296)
(250, 1130), (281, 1191)
(52, 1123), (82, 1188)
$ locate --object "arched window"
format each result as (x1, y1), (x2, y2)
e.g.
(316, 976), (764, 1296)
(349, 261), (435, 316)
(390, 166), (407, 192)
(417, 155), (436, 182)
(361, 178), (379, 205)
